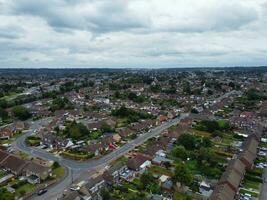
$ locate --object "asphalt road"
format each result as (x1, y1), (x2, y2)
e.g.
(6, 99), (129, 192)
(13, 113), (189, 199)
(13, 90), (238, 200)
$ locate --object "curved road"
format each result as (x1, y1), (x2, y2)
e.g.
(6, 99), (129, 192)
(13, 113), (189, 199)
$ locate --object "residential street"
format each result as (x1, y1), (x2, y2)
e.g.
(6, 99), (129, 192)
(12, 90), (238, 200)
(13, 113), (189, 200)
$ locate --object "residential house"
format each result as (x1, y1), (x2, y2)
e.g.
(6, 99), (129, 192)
(217, 166), (243, 193)
(199, 181), (213, 198)
(0, 128), (13, 140)
(118, 128), (133, 138)
(209, 183), (236, 200)
(86, 143), (104, 156)
(0, 150), (9, 163)
(237, 136), (259, 170)
(102, 163), (127, 185)
(62, 191), (83, 200)
(127, 153), (152, 172)
(226, 159), (246, 177)
(83, 175), (105, 200)
(15, 121), (28, 131)
(0, 155), (27, 176)
(112, 134), (121, 143)
(242, 136), (259, 156)
(23, 162), (51, 184)
(152, 156), (173, 166)
(238, 150), (257, 170)
(259, 101), (267, 117)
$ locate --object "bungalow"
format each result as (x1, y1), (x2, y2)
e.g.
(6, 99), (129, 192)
(0, 128), (13, 140)
(158, 115), (168, 123)
(87, 122), (102, 131)
(118, 128), (133, 138)
(101, 135), (115, 149)
(40, 133), (72, 150)
(130, 122), (148, 133)
(127, 153), (151, 172)
(23, 162), (51, 184)
(0, 155), (27, 176)
(83, 175), (105, 199)
(102, 163), (127, 185)
(103, 117), (117, 128)
(112, 134), (121, 143)
(152, 156), (173, 166)
(86, 143), (104, 156)
(142, 144), (162, 157)
(15, 121), (28, 131)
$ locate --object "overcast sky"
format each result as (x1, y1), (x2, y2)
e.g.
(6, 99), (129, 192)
(0, 0), (267, 68)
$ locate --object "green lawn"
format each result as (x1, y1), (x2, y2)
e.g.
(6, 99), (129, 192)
(148, 166), (173, 176)
(190, 129), (212, 138)
(0, 92), (26, 102)
(239, 188), (259, 198)
(260, 141), (267, 148)
(111, 156), (128, 165)
(15, 151), (29, 159)
(0, 170), (6, 178)
(15, 183), (36, 197)
(173, 192), (191, 200)
(53, 167), (65, 179)
(243, 180), (261, 190)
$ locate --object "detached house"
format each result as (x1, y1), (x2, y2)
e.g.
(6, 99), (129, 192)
(0, 154), (27, 176)
(127, 153), (151, 172)
(0, 128), (13, 140)
(83, 175), (105, 200)
(102, 163), (127, 185)
(23, 162), (51, 184)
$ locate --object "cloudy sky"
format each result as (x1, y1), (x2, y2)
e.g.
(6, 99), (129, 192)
(0, 0), (267, 68)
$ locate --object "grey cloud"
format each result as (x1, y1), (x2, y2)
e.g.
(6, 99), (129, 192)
(11, 0), (85, 30)
(0, 0), (267, 68)
(0, 24), (25, 39)
(10, 0), (145, 32)
(208, 3), (258, 31)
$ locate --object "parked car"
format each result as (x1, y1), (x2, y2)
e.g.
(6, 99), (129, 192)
(37, 189), (48, 196)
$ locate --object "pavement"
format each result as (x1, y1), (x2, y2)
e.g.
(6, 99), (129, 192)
(12, 90), (238, 200)
(13, 113), (189, 200)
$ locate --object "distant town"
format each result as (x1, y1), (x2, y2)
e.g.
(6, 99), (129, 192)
(0, 67), (267, 200)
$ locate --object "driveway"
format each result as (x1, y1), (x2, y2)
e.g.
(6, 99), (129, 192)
(14, 113), (189, 200)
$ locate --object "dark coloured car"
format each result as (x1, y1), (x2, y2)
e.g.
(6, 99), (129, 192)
(37, 189), (48, 196)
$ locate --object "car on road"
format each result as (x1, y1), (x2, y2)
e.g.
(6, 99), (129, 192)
(37, 189), (48, 196)
(70, 186), (80, 191)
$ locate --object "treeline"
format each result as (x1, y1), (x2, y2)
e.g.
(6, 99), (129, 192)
(0, 80), (94, 109)
(111, 106), (154, 123)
